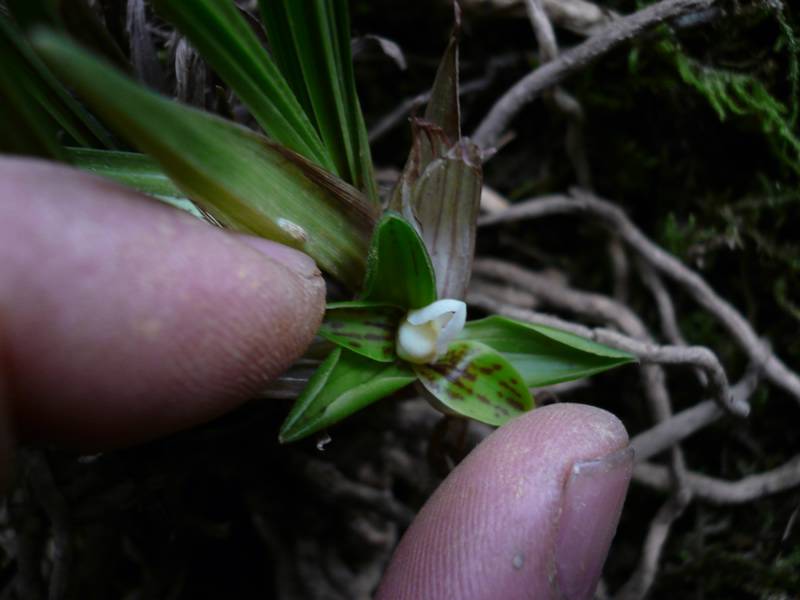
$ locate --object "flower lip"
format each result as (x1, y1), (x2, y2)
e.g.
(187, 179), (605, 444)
(396, 299), (467, 364)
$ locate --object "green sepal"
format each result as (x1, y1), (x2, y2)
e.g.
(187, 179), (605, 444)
(362, 212), (437, 309)
(279, 348), (416, 443)
(414, 340), (533, 427)
(459, 316), (636, 388)
(319, 301), (403, 363)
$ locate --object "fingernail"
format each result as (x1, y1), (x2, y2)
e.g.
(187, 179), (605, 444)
(235, 235), (320, 279)
(554, 446), (634, 600)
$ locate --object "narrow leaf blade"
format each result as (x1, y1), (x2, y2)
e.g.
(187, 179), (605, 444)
(414, 341), (533, 427)
(261, 1), (379, 202)
(66, 147), (206, 219)
(279, 348), (416, 443)
(0, 16), (114, 152)
(9, 0), (130, 70)
(258, 1), (314, 118)
(319, 302), (403, 362)
(460, 316), (636, 387)
(362, 212), (437, 309)
(423, 1), (461, 141)
(153, 0), (336, 172)
(34, 32), (374, 287)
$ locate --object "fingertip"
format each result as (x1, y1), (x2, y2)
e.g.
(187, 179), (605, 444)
(0, 158), (326, 448)
(376, 404), (632, 600)
(234, 235), (321, 280)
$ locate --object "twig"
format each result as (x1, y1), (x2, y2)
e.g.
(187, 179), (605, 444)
(608, 236), (630, 303)
(478, 190), (800, 406)
(541, 0), (617, 36)
(471, 255), (728, 509)
(471, 261), (744, 415)
(615, 489), (692, 600)
(524, 0), (593, 187)
(480, 185), (512, 213)
(525, 0), (558, 59)
(472, 0), (718, 149)
(631, 372), (760, 462)
(635, 260), (694, 349)
(633, 455), (800, 504)
(368, 55), (519, 143)
(638, 256), (707, 385)
(466, 284), (747, 415)
(472, 260), (647, 335)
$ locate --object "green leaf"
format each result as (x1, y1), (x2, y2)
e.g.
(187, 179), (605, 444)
(257, 1), (314, 128)
(414, 340), (533, 427)
(279, 348), (416, 443)
(460, 316), (636, 387)
(319, 301), (403, 363)
(0, 16), (113, 157)
(259, 0), (379, 202)
(34, 32), (375, 288)
(362, 212), (437, 309)
(8, 0), (130, 70)
(0, 49), (64, 158)
(152, 0), (336, 173)
(66, 147), (206, 220)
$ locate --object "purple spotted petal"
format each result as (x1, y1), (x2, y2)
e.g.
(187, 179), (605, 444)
(319, 301), (403, 362)
(414, 340), (534, 426)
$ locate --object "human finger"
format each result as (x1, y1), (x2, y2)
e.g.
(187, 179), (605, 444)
(0, 157), (324, 451)
(375, 403), (633, 600)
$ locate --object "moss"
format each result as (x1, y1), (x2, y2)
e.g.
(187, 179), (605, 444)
(664, 5), (800, 177)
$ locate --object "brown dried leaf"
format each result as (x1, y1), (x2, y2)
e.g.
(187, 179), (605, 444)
(423, 0), (462, 141)
(411, 138), (482, 299)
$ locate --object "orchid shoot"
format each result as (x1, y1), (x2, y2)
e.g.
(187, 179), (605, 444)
(278, 214), (633, 443)
(278, 5), (634, 444)
(0, 0), (636, 446)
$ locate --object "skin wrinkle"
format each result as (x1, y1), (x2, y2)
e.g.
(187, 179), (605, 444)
(0, 158), (324, 448)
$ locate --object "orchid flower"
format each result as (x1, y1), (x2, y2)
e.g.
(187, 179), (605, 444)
(279, 214), (634, 443)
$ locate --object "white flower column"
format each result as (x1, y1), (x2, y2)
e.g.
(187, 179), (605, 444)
(395, 299), (467, 364)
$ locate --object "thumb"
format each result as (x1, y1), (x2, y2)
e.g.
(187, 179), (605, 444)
(376, 403), (633, 600)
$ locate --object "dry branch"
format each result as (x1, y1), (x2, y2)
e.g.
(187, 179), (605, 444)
(524, 0), (592, 186)
(473, 0), (719, 148)
(615, 489), (692, 600)
(634, 455), (800, 504)
(478, 191), (800, 406)
(469, 269), (746, 416)
(630, 373), (760, 462)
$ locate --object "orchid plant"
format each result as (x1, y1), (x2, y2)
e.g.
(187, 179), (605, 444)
(0, 0), (634, 444)
(280, 211), (634, 442)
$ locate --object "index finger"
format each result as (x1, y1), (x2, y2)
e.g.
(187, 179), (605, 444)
(0, 158), (324, 452)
